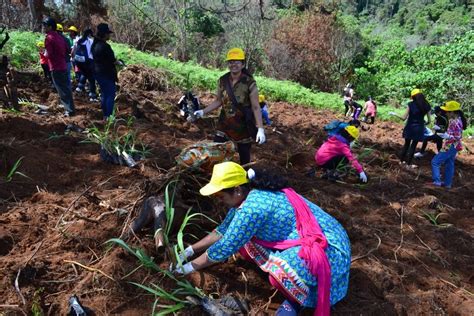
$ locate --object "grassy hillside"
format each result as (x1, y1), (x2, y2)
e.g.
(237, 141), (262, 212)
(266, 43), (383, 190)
(3, 31), (472, 135)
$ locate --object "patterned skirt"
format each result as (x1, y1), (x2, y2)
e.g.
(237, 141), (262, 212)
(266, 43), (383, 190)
(243, 239), (350, 308)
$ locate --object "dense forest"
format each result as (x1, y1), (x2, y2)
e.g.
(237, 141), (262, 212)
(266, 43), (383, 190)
(1, 0), (473, 120)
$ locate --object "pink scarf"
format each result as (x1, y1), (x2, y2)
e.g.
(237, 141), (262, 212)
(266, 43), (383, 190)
(253, 188), (331, 316)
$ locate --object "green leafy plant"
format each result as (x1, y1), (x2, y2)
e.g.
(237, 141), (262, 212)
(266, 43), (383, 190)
(5, 157), (29, 182)
(83, 114), (149, 160)
(423, 211), (451, 227)
(106, 238), (204, 315)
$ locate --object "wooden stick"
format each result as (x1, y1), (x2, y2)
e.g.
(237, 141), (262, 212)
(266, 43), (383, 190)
(351, 234), (381, 262)
(393, 206), (404, 263)
(63, 260), (115, 282)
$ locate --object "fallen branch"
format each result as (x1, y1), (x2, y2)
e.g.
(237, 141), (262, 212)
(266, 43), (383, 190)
(14, 269), (25, 305)
(351, 234), (381, 262)
(63, 259), (115, 282)
(439, 278), (474, 298)
(393, 206), (404, 263)
(262, 289), (279, 311)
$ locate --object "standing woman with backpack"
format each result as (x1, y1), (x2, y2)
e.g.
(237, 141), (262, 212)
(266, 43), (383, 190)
(390, 89), (431, 168)
(192, 48), (265, 165)
(72, 29), (97, 101)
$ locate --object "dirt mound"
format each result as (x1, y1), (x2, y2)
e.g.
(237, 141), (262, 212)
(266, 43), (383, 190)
(119, 64), (169, 92)
(0, 68), (473, 315)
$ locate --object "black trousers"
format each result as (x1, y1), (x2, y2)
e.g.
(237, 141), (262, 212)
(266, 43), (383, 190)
(321, 155), (348, 170)
(214, 135), (252, 165)
(400, 138), (418, 165)
(41, 63), (52, 82)
(420, 134), (443, 153)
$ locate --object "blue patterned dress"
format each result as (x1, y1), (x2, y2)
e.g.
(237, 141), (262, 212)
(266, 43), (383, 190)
(207, 189), (351, 308)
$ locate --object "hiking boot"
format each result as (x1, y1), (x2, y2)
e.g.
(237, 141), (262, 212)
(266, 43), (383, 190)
(414, 152), (425, 158)
(322, 170), (341, 182)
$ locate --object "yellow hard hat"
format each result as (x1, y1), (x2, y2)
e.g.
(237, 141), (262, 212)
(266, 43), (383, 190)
(200, 162), (249, 196)
(411, 89), (422, 97)
(259, 95), (265, 103)
(68, 26), (78, 33)
(345, 126), (359, 139)
(441, 100), (461, 112)
(56, 23), (63, 31)
(36, 41), (45, 48)
(226, 48), (245, 61)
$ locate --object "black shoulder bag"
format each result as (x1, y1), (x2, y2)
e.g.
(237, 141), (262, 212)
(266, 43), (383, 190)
(224, 75), (258, 138)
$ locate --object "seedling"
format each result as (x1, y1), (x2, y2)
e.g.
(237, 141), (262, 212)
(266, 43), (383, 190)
(5, 156), (29, 182)
(423, 211), (451, 227)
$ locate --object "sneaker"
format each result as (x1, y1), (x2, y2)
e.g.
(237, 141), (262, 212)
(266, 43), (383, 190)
(63, 111), (75, 117)
(425, 182), (442, 188)
(406, 164), (418, 169)
(75, 87), (84, 93)
(414, 152), (425, 158)
(89, 97), (99, 102)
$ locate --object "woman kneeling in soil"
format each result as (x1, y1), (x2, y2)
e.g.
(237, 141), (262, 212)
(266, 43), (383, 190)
(173, 162), (351, 315)
(315, 126), (368, 183)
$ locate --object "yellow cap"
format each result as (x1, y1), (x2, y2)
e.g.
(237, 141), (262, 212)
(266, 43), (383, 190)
(56, 23), (63, 31)
(411, 89), (422, 97)
(68, 26), (78, 33)
(259, 95), (265, 103)
(441, 100), (461, 112)
(226, 48), (245, 61)
(36, 41), (45, 48)
(345, 126), (359, 139)
(200, 162), (248, 196)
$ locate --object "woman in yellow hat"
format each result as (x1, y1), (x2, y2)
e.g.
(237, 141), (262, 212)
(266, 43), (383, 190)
(173, 161), (351, 316)
(191, 48), (265, 164)
(390, 89), (431, 168)
(430, 101), (467, 188)
(315, 125), (368, 183)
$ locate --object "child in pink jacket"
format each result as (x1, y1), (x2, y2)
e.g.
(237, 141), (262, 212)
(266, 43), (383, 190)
(315, 126), (368, 182)
(363, 96), (377, 124)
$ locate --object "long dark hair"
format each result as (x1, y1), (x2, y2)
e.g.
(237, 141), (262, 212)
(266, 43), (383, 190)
(455, 110), (468, 130)
(412, 93), (431, 115)
(78, 28), (93, 45)
(223, 168), (288, 194)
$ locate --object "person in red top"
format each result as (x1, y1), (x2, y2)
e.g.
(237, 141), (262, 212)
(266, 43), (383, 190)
(315, 126), (368, 183)
(42, 17), (75, 117)
(36, 41), (52, 84)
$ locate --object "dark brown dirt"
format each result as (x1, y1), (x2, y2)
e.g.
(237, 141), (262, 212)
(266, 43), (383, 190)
(0, 67), (473, 315)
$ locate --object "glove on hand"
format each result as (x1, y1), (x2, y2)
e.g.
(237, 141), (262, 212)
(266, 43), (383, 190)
(173, 262), (195, 276)
(359, 171), (368, 183)
(256, 127), (266, 144)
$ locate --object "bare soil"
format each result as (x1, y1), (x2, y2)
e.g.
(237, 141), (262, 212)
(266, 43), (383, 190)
(0, 67), (473, 315)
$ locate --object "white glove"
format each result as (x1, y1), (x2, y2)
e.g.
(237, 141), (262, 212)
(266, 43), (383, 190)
(173, 262), (195, 275)
(256, 127), (266, 144)
(438, 133), (450, 139)
(178, 245), (194, 262)
(433, 125), (441, 131)
(193, 110), (204, 119)
(359, 171), (368, 183)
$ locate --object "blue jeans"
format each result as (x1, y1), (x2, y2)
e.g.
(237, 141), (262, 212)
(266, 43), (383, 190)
(51, 70), (75, 114)
(95, 74), (116, 118)
(431, 145), (457, 187)
(66, 61), (72, 90)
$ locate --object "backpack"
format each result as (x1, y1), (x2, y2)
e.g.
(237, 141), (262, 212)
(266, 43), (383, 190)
(324, 120), (348, 137)
(175, 141), (236, 173)
(74, 42), (89, 63)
